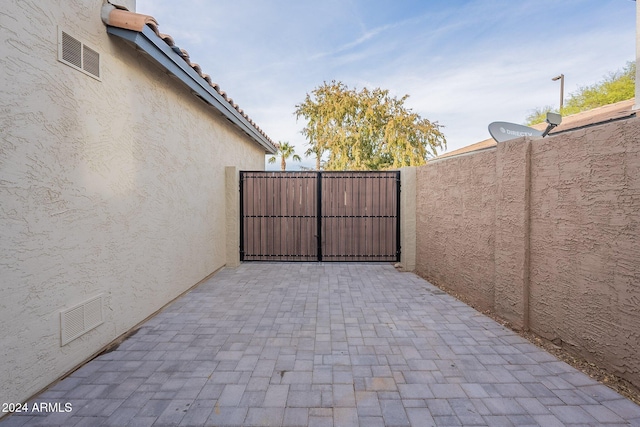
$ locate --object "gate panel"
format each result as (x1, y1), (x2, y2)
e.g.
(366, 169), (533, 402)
(240, 171), (399, 262)
(321, 172), (399, 262)
(240, 171), (317, 261)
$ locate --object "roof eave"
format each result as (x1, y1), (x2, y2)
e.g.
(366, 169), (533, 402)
(106, 24), (277, 154)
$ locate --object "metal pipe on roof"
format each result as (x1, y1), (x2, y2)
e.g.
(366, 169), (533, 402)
(552, 74), (564, 111)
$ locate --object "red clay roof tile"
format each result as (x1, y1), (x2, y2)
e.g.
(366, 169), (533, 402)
(107, 8), (158, 33)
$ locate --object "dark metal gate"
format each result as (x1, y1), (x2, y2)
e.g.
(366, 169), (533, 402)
(240, 171), (400, 262)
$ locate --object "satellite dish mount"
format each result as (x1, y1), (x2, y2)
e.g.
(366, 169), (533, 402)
(541, 112), (562, 137)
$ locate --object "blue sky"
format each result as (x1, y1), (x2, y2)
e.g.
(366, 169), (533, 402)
(135, 0), (636, 170)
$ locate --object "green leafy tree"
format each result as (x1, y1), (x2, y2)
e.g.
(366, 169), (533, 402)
(295, 81), (446, 170)
(267, 141), (301, 171)
(526, 62), (635, 125)
(562, 61), (635, 114)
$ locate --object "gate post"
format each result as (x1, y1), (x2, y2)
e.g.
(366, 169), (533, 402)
(400, 167), (416, 270)
(225, 166), (241, 267)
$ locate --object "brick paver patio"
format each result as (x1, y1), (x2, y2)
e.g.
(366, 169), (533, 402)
(2, 263), (639, 426)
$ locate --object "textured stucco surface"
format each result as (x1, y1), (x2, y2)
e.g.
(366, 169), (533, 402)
(415, 150), (496, 311)
(1, 0), (264, 405)
(225, 166), (240, 267)
(529, 118), (640, 386)
(414, 117), (640, 388)
(399, 167), (416, 270)
(494, 138), (531, 329)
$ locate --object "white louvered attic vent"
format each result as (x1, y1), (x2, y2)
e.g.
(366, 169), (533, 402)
(58, 28), (101, 80)
(60, 294), (104, 346)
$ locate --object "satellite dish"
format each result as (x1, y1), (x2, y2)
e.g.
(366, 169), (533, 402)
(488, 122), (543, 143)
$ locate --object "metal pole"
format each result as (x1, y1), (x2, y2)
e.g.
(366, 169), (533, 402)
(552, 74), (564, 111)
(559, 74), (564, 110)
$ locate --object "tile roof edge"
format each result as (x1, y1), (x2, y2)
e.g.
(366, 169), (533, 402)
(102, 6), (159, 33)
(101, 4), (277, 152)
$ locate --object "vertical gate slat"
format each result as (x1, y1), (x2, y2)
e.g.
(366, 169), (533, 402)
(261, 176), (268, 261)
(380, 174), (386, 258)
(278, 175), (283, 258)
(351, 175), (355, 261)
(387, 175), (392, 257)
(388, 174), (392, 257)
(365, 175), (372, 260)
(253, 174), (258, 259)
(378, 174), (383, 259)
(354, 177), (364, 260)
(339, 174), (344, 261)
(288, 175), (292, 260)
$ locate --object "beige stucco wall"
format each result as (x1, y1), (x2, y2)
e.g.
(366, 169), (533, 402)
(1, 0), (265, 406)
(110, 0), (136, 12)
(225, 166), (241, 267)
(399, 167), (416, 270)
(414, 117), (640, 387)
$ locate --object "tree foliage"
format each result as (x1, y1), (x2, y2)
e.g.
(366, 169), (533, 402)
(563, 61), (635, 113)
(526, 62), (635, 125)
(524, 105), (554, 127)
(295, 81), (446, 170)
(267, 141), (301, 171)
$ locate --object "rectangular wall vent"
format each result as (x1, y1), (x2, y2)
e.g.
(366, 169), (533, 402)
(58, 28), (101, 80)
(60, 294), (104, 346)
(82, 45), (100, 77)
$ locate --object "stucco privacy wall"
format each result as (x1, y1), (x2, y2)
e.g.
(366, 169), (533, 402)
(529, 119), (640, 385)
(415, 149), (497, 311)
(415, 117), (640, 387)
(0, 0), (265, 406)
